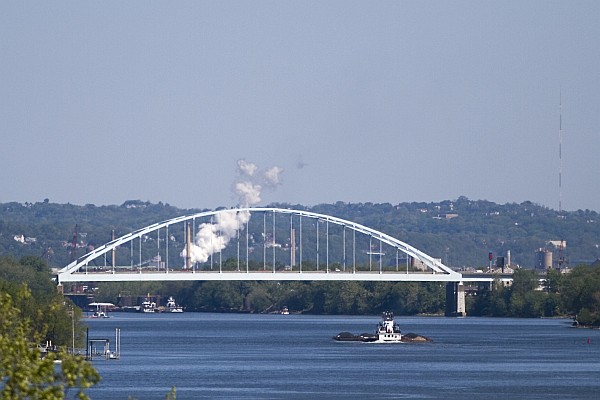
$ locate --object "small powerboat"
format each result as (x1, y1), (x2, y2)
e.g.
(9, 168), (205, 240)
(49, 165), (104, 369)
(90, 310), (109, 318)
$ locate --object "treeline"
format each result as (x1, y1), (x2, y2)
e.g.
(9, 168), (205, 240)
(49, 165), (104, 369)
(3, 255), (598, 326)
(93, 264), (600, 326)
(467, 265), (600, 326)
(94, 279), (447, 316)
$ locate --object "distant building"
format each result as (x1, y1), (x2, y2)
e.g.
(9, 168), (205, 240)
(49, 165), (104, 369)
(13, 234), (36, 244)
(548, 240), (566, 249)
(148, 255), (165, 269)
(433, 213), (459, 220)
(535, 249), (552, 270)
(544, 240), (567, 269)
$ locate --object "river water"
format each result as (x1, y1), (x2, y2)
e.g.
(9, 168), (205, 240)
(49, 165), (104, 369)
(85, 313), (599, 399)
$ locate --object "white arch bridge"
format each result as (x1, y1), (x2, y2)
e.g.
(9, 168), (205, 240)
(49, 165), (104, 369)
(57, 207), (498, 315)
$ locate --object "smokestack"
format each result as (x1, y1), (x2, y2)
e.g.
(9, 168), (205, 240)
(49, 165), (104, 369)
(186, 222), (191, 270)
(112, 229), (116, 268)
(290, 228), (296, 270)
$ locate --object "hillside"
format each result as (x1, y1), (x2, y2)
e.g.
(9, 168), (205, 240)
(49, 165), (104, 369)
(1, 197), (599, 269)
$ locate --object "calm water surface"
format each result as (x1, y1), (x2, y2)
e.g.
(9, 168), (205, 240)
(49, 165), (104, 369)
(85, 313), (599, 399)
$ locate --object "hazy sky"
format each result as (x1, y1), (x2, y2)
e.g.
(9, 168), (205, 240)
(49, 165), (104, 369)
(2, 1), (599, 211)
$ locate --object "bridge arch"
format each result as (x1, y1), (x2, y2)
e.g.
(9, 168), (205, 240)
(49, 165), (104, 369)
(57, 207), (462, 283)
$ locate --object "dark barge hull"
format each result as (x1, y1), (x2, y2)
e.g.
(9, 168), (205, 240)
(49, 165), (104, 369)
(333, 332), (432, 343)
(333, 332), (378, 342)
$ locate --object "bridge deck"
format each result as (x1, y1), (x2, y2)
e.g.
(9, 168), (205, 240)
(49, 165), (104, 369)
(57, 270), (496, 283)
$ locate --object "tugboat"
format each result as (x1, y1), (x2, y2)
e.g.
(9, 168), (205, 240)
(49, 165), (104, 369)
(375, 311), (402, 342)
(166, 296), (183, 313)
(333, 312), (404, 343)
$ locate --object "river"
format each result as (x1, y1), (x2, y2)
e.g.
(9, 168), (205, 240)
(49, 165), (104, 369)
(84, 313), (599, 399)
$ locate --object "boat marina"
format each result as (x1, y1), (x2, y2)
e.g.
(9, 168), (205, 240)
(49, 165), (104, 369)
(82, 296), (184, 314)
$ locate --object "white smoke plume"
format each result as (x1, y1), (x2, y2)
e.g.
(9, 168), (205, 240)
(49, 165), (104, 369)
(264, 166), (284, 187)
(235, 181), (262, 206)
(237, 159), (258, 177)
(182, 159), (283, 266)
(184, 210), (250, 264)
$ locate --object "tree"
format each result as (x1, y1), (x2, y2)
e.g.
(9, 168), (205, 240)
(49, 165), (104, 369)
(245, 284), (272, 313)
(544, 268), (563, 294)
(510, 269), (538, 296)
(190, 282), (244, 311)
(468, 279), (509, 317)
(0, 288), (100, 399)
(562, 265), (600, 326)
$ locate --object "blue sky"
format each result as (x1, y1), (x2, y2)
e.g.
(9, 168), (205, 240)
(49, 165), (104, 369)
(2, 1), (599, 211)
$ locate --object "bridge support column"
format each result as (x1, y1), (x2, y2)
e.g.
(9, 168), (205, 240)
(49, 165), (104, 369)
(456, 282), (466, 317)
(445, 281), (466, 317)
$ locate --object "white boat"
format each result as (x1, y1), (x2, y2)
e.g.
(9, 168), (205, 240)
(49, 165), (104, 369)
(375, 311), (402, 343)
(90, 310), (110, 318)
(166, 296), (183, 313)
(140, 300), (156, 313)
(333, 311), (403, 342)
(334, 312), (431, 343)
(280, 306), (289, 315)
(89, 302), (112, 318)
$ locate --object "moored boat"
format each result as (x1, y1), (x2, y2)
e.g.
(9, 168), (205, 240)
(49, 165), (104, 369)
(166, 296), (183, 313)
(88, 302), (113, 318)
(140, 300), (156, 313)
(90, 310), (110, 318)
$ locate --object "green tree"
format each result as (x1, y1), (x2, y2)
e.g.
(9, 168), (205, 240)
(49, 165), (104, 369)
(544, 268), (563, 293)
(280, 282), (313, 312)
(330, 281), (369, 314)
(245, 284), (273, 313)
(0, 256), (89, 347)
(469, 279), (509, 317)
(510, 269), (538, 295)
(542, 293), (562, 317)
(190, 282), (244, 311)
(562, 265), (600, 326)
(0, 289), (100, 399)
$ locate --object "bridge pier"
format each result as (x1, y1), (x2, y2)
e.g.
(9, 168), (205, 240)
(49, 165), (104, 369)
(445, 281), (466, 317)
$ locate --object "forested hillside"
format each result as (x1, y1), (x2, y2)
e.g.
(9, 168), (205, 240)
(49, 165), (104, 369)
(1, 197), (599, 269)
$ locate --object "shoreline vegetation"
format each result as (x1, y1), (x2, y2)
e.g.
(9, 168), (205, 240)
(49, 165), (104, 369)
(3, 255), (600, 324)
(86, 262), (600, 326)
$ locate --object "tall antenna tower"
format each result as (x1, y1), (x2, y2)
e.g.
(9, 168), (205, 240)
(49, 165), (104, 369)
(557, 90), (565, 269)
(69, 224), (78, 263)
(558, 89), (563, 213)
